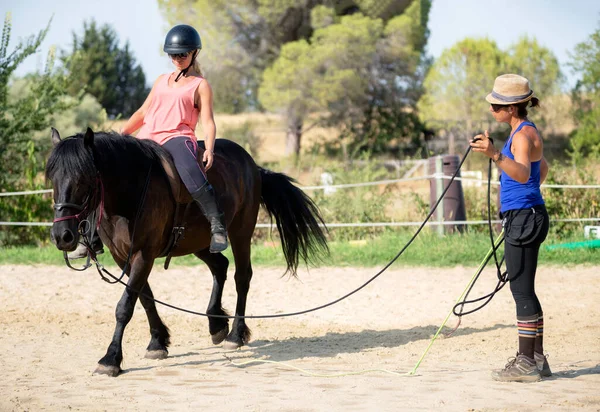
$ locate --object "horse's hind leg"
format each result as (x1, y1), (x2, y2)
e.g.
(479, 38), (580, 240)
(194, 249), (230, 344)
(224, 235), (253, 350)
(138, 282), (170, 359)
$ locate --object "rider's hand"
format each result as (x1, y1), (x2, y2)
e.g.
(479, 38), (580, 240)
(469, 130), (499, 160)
(203, 149), (214, 170)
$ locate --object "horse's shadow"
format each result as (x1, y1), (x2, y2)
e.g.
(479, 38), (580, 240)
(119, 323), (512, 374)
(239, 323), (512, 363)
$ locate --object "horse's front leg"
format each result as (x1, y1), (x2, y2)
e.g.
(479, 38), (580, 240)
(94, 254), (154, 377)
(138, 283), (171, 359)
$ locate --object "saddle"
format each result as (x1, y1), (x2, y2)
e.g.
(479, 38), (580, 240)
(159, 154), (193, 204)
(157, 150), (204, 268)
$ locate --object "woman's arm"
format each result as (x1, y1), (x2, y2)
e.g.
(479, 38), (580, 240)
(492, 131), (532, 183)
(471, 130), (532, 183)
(540, 156), (549, 184)
(197, 80), (217, 169)
(121, 75), (162, 136)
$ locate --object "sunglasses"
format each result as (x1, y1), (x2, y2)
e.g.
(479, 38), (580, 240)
(168, 52), (191, 59)
(490, 104), (508, 112)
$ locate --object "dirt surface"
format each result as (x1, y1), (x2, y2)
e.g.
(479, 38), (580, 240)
(1, 263), (599, 411)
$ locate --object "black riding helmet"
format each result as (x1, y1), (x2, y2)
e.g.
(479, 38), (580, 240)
(164, 25), (202, 81)
(164, 24), (202, 53)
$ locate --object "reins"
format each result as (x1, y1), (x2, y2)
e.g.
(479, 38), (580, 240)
(72, 143), (504, 320)
(64, 165), (153, 283)
(59, 142), (506, 323)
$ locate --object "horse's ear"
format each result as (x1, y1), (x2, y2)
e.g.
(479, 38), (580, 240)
(83, 127), (94, 147)
(51, 127), (61, 146)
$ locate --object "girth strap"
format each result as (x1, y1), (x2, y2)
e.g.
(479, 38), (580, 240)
(160, 201), (193, 270)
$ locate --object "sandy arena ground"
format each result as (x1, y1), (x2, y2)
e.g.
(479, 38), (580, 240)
(1, 262), (599, 411)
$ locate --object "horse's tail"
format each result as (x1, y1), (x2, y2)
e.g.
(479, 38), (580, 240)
(259, 167), (329, 276)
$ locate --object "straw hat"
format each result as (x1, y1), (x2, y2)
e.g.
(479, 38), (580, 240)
(485, 74), (534, 105)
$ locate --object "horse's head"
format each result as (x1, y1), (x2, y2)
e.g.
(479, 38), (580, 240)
(46, 127), (100, 251)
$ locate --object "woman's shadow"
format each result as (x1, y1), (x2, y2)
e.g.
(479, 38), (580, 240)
(548, 363), (600, 380)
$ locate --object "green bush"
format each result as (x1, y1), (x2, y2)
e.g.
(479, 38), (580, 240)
(304, 158), (395, 241)
(543, 159), (600, 239)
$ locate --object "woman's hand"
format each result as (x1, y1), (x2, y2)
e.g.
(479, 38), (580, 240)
(470, 130), (501, 161)
(203, 149), (214, 170)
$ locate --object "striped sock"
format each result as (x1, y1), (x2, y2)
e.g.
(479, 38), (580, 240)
(517, 315), (538, 359)
(535, 312), (544, 354)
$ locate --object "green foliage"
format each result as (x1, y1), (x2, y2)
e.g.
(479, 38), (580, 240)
(259, 1), (432, 156)
(259, 14), (383, 121)
(543, 159), (600, 239)
(307, 158), (395, 241)
(462, 184), (500, 234)
(10, 76), (108, 141)
(310, 5), (335, 30)
(62, 20), (149, 118)
(505, 36), (564, 132)
(568, 22), (600, 159)
(0, 141), (53, 246)
(506, 36), (563, 98)
(418, 38), (507, 126)
(332, 0), (433, 156)
(0, 13), (74, 188)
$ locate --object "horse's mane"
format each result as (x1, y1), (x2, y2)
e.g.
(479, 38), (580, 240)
(46, 131), (168, 183)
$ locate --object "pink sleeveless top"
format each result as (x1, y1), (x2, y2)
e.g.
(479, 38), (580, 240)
(137, 73), (204, 145)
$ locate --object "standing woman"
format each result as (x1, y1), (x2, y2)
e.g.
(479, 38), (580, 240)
(470, 74), (551, 382)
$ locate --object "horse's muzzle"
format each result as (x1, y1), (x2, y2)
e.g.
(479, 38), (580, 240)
(51, 226), (78, 251)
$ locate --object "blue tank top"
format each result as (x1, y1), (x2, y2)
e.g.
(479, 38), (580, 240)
(499, 121), (544, 213)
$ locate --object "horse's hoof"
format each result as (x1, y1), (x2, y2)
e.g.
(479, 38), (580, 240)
(223, 340), (243, 350)
(93, 364), (121, 377)
(211, 329), (228, 345)
(145, 350), (168, 360)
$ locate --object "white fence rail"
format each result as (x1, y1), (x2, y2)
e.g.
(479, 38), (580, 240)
(1, 175), (599, 227)
(2, 218), (600, 229)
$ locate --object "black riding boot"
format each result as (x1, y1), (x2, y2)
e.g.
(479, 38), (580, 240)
(191, 184), (228, 253)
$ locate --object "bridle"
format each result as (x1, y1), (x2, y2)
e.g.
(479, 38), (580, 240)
(52, 176), (105, 270)
(55, 165), (154, 283)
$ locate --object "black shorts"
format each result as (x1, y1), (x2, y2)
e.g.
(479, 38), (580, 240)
(501, 204), (549, 246)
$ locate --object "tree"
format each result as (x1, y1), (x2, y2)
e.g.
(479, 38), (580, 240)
(506, 36), (563, 132)
(258, 0), (431, 156)
(418, 38), (507, 127)
(259, 14), (383, 155)
(568, 22), (600, 159)
(0, 13), (75, 246)
(62, 20), (148, 118)
(506, 36), (563, 98)
(0, 13), (73, 188)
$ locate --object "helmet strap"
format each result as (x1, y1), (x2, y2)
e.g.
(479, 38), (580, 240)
(174, 50), (199, 82)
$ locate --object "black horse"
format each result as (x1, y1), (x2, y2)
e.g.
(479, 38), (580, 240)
(46, 128), (328, 377)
